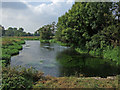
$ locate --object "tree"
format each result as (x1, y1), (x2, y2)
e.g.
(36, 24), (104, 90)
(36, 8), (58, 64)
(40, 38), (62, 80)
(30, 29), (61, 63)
(38, 22), (56, 40)
(0, 25), (5, 36)
(56, 2), (114, 48)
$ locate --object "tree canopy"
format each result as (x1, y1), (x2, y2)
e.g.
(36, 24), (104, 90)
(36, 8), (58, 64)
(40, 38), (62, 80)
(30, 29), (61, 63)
(56, 2), (120, 49)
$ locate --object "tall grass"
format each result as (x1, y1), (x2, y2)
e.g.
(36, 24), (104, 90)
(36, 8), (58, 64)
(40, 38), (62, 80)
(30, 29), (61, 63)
(2, 66), (44, 89)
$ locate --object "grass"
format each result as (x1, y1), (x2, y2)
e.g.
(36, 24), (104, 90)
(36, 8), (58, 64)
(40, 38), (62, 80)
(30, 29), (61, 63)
(75, 46), (120, 64)
(1, 65), (119, 89)
(1, 36), (119, 89)
(15, 36), (40, 40)
(34, 76), (118, 88)
(2, 66), (44, 89)
(40, 39), (69, 47)
(1, 37), (26, 66)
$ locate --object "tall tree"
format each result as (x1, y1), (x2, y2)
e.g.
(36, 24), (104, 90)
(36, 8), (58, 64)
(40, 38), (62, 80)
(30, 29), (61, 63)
(56, 2), (114, 48)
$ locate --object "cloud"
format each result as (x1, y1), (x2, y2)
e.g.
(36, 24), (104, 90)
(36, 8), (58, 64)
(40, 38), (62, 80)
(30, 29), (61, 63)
(1, 1), (74, 33)
(2, 2), (28, 9)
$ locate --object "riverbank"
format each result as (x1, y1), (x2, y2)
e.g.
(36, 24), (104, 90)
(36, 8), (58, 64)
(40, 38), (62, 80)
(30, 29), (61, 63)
(34, 75), (119, 88)
(40, 39), (68, 46)
(1, 37), (25, 66)
(2, 66), (119, 89)
(40, 39), (120, 64)
(1, 37), (119, 89)
(75, 47), (120, 65)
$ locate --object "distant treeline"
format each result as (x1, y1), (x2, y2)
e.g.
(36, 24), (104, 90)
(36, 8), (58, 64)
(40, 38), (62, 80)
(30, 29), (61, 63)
(0, 25), (40, 37)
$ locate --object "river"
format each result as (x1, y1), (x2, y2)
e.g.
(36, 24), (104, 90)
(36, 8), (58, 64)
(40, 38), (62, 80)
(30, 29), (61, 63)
(11, 40), (119, 77)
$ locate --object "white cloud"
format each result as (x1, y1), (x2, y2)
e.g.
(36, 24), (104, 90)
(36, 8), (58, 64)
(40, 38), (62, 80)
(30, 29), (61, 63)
(1, 1), (74, 33)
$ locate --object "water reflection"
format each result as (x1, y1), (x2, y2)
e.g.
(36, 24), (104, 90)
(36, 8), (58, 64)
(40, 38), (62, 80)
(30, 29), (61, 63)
(11, 41), (119, 77)
(40, 43), (54, 50)
(56, 49), (119, 77)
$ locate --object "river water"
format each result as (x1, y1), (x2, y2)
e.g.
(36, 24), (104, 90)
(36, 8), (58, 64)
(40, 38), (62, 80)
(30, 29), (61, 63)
(11, 40), (119, 77)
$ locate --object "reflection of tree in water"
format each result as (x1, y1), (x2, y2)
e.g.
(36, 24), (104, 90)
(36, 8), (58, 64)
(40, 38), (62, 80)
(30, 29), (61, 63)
(40, 43), (54, 50)
(56, 48), (119, 77)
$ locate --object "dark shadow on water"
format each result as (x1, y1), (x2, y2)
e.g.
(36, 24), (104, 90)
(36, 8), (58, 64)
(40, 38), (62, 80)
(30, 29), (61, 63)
(56, 48), (119, 77)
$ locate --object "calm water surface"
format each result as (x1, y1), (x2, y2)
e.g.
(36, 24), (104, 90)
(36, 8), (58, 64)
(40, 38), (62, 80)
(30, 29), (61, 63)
(11, 40), (119, 77)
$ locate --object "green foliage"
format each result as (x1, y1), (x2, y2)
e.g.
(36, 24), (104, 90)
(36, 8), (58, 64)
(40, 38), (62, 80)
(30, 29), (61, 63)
(56, 2), (113, 47)
(56, 41), (69, 46)
(2, 67), (44, 89)
(101, 25), (120, 46)
(1, 54), (11, 61)
(8, 45), (22, 50)
(1, 37), (26, 66)
(0, 60), (7, 67)
(38, 22), (56, 40)
(89, 48), (103, 57)
(75, 48), (88, 54)
(1, 26), (34, 36)
(103, 46), (120, 63)
(49, 39), (56, 43)
(16, 40), (25, 45)
(40, 39), (50, 43)
(55, 2), (120, 63)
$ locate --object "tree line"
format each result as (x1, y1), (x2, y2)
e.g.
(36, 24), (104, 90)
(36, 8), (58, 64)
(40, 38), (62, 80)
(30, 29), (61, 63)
(0, 25), (40, 37)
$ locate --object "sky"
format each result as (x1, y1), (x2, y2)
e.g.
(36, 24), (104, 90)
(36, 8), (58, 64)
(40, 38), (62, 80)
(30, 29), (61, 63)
(1, 0), (74, 33)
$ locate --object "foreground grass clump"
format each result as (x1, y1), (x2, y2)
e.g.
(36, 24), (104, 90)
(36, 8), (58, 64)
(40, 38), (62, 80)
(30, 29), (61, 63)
(2, 66), (44, 89)
(34, 76), (118, 88)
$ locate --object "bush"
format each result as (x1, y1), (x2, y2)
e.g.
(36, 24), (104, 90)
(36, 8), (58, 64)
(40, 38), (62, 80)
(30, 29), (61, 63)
(1, 54), (11, 61)
(2, 67), (44, 89)
(49, 39), (56, 43)
(103, 46), (120, 63)
(40, 40), (49, 43)
(16, 40), (25, 45)
(75, 48), (88, 54)
(8, 45), (22, 50)
(2, 49), (19, 56)
(0, 60), (7, 67)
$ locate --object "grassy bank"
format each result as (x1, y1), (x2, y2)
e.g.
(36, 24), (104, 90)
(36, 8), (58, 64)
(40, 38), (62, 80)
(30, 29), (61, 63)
(1, 37), (119, 89)
(40, 38), (120, 64)
(40, 39), (69, 46)
(1, 66), (119, 89)
(34, 75), (118, 88)
(2, 66), (44, 89)
(1, 37), (25, 66)
(14, 36), (40, 40)
(75, 46), (120, 65)
(1, 36), (40, 66)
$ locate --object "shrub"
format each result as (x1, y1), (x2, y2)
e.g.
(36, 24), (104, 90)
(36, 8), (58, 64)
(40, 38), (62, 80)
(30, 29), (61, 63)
(2, 67), (44, 89)
(103, 46), (120, 63)
(2, 49), (19, 56)
(49, 39), (56, 43)
(75, 48), (88, 54)
(15, 40), (25, 45)
(1, 54), (11, 61)
(8, 45), (22, 50)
